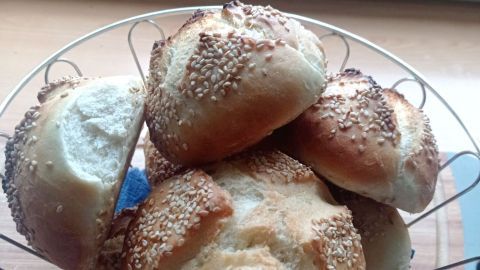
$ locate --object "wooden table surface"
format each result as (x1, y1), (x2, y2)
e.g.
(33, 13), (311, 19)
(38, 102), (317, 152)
(1, 0), (479, 269)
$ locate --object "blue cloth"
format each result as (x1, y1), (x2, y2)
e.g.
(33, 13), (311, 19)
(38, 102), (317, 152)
(115, 168), (151, 213)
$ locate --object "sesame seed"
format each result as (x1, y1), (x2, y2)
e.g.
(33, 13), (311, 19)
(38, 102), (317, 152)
(177, 238), (185, 246)
(312, 211), (362, 268)
(358, 144), (366, 153)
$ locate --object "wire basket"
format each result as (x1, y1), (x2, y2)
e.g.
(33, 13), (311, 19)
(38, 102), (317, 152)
(0, 5), (479, 269)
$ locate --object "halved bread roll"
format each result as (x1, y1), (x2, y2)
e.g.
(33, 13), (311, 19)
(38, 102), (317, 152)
(281, 69), (439, 213)
(145, 1), (327, 166)
(123, 150), (366, 270)
(2, 76), (145, 269)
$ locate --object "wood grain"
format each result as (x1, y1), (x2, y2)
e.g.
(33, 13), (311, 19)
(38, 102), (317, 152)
(1, 0), (479, 269)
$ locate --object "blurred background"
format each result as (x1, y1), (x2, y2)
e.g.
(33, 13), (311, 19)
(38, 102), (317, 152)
(1, 0), (479, 269)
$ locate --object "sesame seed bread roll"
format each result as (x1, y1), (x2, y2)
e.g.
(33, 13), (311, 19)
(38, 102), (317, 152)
(145, 1), (327, 166)
(281, 69), (439, 213)
(144, 131), (183, 186)
(97, 207), (138, 270)
(122, 169), (235, 270)
(328, 185), (412, 270)
(2, 76), (145, 269)
(122, 150), (366, 270)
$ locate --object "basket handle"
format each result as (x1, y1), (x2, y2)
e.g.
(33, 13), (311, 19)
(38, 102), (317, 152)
(391, 78), (427, 109)
(408, 151), (480, 227)
(44, 58), (83, 84)
(319, 32), (350, 72)
(128, 20), (165, 85)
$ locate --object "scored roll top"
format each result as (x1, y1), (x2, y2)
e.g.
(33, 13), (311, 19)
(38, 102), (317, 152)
(123, 150), (366, 270)
(281, 69), (439, 213)
(145, 1), (327, 166)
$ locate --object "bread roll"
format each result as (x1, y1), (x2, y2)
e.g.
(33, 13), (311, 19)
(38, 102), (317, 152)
(281, 69), (439, 213)
(97, 207), (138, 270)
(122, 150), (365, 270)
(2, 76), (145, 269)
(144, 131), (182, 186)
(145, 1), (327, 166)
(122, 169), (234, 270)
(329, 184), (412, 270)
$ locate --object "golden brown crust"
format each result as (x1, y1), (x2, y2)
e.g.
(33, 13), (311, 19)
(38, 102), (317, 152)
(230, 149), (317, 184)
(311, 212), (364, 269)
(97, 208), (138, 270)
(121, 170), (233, 270)
(143, 132), (183, 186)
(384, 89), (439, 210)
(37, 76), (93, 103)
(197, 248), (285, 269)
(188, 150), (365, 270)
(108, 207), (138, 239)
(281, 69), (439, 212)
(282, 69), (400, 196)
(145, 1), (326, 166)
(122, 149), (365, 270)
(328, 185), (412, 270)
(231, 150), (364, 270)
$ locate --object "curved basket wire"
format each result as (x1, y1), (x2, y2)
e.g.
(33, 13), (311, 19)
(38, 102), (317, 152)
(0, 6), (479, 269)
